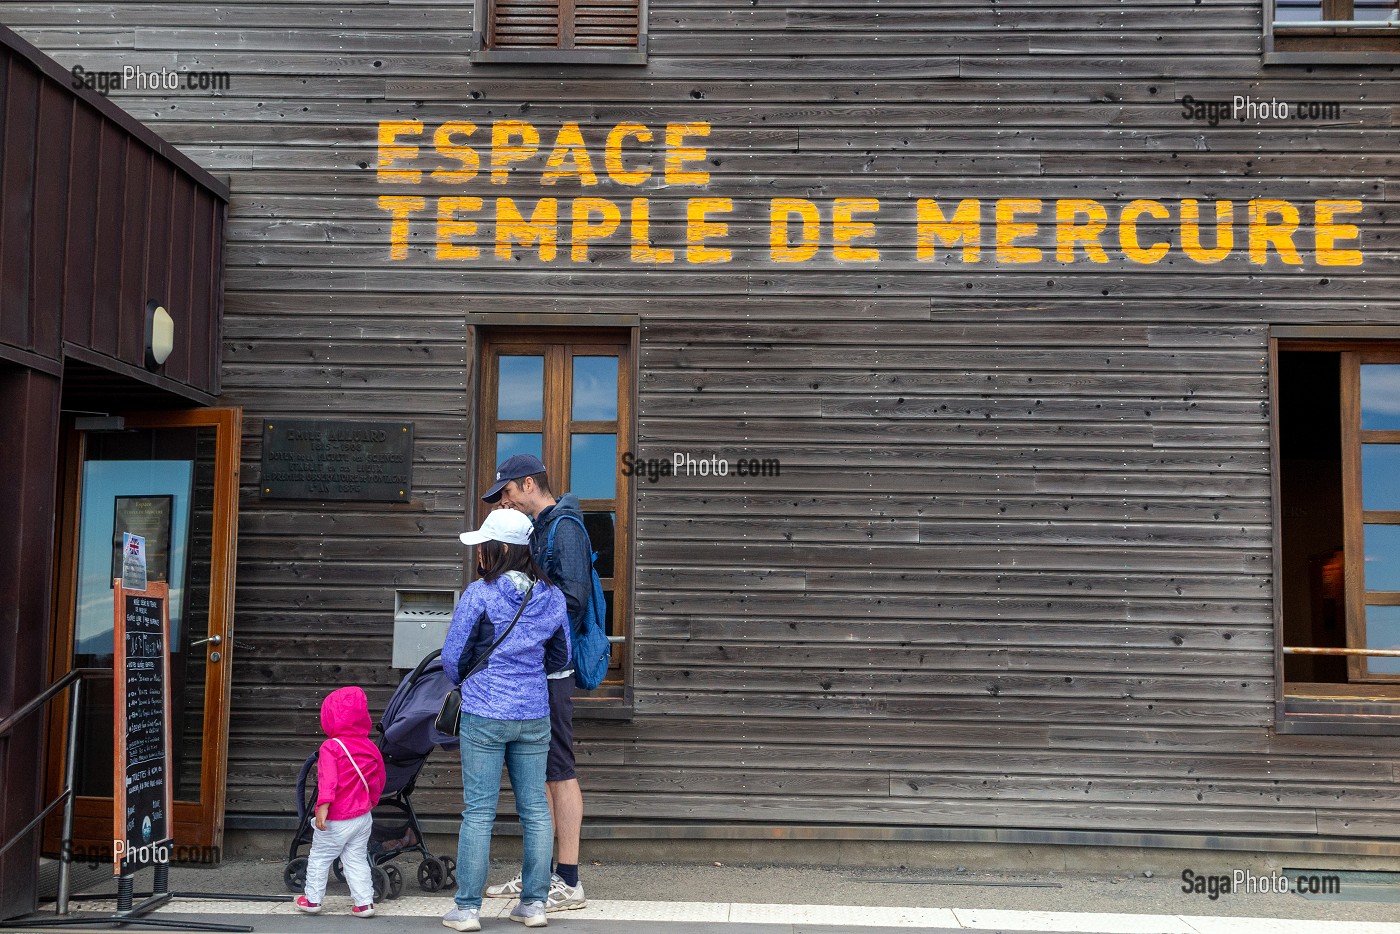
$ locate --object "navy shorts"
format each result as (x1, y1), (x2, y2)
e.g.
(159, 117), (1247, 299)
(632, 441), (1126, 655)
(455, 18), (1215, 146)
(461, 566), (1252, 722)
(546, 676), (576, 782)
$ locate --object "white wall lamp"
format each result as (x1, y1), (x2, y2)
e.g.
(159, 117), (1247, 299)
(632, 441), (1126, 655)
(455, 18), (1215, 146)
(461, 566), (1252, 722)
(144, 300), (175, 371)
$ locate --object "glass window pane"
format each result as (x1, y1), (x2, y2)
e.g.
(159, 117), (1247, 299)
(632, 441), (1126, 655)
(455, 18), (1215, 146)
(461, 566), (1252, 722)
(570, 433), (616, 499)
(1360, 364), (1400, 430)
(572, 356), (619, 421)
(1363, 445), (1400, 510)
(498, 356), (544, 420)
(1362, 606), (1400, 675)
(1364, 524), (1400, 591)
(495, 433), (542, 464)
(582, 511), (616, 578)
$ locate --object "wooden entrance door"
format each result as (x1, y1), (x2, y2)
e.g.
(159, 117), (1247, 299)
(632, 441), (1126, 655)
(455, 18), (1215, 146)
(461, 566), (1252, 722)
(45, 408), (240, 859)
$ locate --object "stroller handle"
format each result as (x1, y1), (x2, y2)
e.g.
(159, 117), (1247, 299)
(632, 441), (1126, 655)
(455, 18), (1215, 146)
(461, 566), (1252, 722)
(377, 648), (444, 735)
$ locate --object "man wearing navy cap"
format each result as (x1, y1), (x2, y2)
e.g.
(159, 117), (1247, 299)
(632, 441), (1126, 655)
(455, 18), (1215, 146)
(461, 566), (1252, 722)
(480, 454), (590, 912)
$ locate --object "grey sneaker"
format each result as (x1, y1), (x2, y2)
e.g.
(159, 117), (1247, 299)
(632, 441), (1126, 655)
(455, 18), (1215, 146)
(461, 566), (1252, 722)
(509, 901), (548, 928)
(485, 874), (522, 898)
(546, 876), (586, 912)
(442, 906), (481, 932)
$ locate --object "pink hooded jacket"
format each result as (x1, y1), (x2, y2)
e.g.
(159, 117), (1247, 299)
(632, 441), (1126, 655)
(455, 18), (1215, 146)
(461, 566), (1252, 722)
(316, 686), (387, 821)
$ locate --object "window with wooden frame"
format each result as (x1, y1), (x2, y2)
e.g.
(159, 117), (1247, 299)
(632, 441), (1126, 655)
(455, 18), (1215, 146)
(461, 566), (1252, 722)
(476, 329), (634, 705)
(1267, 0), (1399, 62)
(472, 0), (647, 64)
(1275, 338), (1400, 729)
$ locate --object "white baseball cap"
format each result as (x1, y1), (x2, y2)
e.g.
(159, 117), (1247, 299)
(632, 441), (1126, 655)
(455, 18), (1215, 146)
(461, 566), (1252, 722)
(459, 508), (534, 546)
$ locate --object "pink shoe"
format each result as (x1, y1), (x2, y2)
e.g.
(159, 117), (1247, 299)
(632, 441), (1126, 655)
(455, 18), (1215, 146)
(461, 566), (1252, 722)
(352, 904), (376, 919)
(295, 895), (321, 914)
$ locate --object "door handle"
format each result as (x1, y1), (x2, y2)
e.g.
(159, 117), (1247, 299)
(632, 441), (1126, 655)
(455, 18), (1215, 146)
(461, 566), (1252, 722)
(191, 635), (222, 647)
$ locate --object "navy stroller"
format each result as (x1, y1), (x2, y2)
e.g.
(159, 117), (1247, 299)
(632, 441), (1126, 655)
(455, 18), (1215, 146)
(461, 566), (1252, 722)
(283, 650), (460, 900)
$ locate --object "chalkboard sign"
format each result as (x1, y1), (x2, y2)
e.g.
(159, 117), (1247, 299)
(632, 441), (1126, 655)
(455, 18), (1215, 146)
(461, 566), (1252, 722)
(113, 580), (174, 876)
(260, 419), (413, 501)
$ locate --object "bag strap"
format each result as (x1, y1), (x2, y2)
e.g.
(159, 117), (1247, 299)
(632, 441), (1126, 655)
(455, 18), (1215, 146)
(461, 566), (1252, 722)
(331, 738), (371, 796)
(461, 580), (536, 682)
(546, 514), (593, 563)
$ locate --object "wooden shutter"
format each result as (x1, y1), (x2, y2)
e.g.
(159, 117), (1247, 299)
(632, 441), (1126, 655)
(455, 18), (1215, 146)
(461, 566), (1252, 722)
(489, 0), (560, 48)
(488, 0), (639, 50)
(573, 0), (640, 48)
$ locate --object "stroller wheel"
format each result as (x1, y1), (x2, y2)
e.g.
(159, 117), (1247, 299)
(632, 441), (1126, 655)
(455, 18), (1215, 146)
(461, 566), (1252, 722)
(417, 856), (447, 892)
(442, 856), (457, 888)
(372, 866), (390, 903)
(283, 857), (308, 892)
(332, 858), (346, 882)
(384, 863), (404, 900)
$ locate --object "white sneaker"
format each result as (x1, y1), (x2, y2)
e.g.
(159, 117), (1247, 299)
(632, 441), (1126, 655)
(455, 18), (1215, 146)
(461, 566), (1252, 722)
(546, 876), (586, 912)
(510, 901), (548, 927)
(442, 906), (481, 932)
(484, 874), (522, 898)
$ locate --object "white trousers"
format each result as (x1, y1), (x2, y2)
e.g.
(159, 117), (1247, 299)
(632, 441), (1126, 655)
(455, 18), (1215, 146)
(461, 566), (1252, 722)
(304, 811), (375, 906)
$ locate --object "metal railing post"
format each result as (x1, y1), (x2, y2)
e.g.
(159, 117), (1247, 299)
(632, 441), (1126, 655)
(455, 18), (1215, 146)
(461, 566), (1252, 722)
(55, 677), (82, 916)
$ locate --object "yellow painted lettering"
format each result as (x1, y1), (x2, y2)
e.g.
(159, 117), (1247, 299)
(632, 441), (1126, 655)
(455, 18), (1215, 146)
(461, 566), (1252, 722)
(378, 195), (425, 260)
(1180, 199), (1234, 264)
(491, 120), (540, 184)
(436, 196), (482, 260)
(431, 122), (479, 182)
(1119, 200), (1170, 264)
(770, 198), (820, 263)
(1055, 199), (1109, 263)
(686, 197), (732, 263)
(494, 197), (558, 261)
(377, 120), (423, 183)
(606, 123), (653, 186)
(1249, 199), (1302, 265)
(833, 198), (880, 262)
(996, 199), (1043, 264)
(916, 198), (981, 263)
(570, 198), (622, 262)
(629, 198), (673, 263)
(541, 122), (598, 187)
(665, 123), (711, 185)
(1314, 199), (1363, 267)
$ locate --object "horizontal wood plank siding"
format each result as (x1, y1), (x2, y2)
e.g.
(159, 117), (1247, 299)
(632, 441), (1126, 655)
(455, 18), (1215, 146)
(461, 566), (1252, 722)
(11, 0), (1400, 851)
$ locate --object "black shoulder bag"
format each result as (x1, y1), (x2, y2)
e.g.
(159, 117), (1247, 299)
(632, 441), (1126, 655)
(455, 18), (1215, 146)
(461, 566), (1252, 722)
(435, 581), (535, 737)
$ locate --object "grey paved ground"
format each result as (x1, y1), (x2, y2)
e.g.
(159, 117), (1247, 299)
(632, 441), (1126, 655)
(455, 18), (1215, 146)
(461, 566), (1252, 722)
(24, 853), (1400, 927)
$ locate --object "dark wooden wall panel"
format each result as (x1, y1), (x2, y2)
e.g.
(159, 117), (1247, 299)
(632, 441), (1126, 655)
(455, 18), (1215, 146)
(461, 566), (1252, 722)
(0, 367), (60, 920)
(0, 57), (38, 349)
(8, 1), (1400, 852)
(0, 24), (226, 395)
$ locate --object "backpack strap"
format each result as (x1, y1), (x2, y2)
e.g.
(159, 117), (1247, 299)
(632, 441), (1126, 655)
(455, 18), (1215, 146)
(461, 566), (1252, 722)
(546, 513), (597, 563)
(331, 738), (372, 796)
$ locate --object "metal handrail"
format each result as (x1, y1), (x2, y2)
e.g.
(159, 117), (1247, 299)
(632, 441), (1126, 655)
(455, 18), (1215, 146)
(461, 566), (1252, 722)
(1283, 645), (1400, 657)
(0, 667), (109, 916)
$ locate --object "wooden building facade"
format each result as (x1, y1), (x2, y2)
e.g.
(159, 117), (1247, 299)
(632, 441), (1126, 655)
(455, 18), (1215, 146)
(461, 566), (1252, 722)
(6, 0), (1400, 866)
(0, 24), (230, 918)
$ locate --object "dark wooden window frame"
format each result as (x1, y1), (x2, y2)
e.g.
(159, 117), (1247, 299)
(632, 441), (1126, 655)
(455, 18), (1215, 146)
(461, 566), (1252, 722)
(471, 0), (648, 65)
(1265, 0), (1400, 64)
(1271, 328), (1400, 735)
(471, 322), (637, 717)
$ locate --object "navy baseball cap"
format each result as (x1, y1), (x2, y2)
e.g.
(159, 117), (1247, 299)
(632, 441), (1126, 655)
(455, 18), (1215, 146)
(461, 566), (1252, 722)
(481, 453), (546, 503)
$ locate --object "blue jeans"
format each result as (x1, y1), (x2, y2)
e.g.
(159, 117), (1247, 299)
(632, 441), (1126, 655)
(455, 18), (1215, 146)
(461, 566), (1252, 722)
(455, 713), (553, 909)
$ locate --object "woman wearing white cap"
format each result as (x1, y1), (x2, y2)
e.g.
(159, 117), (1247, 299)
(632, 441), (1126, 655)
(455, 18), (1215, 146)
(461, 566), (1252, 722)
(440, 508), (571, 932)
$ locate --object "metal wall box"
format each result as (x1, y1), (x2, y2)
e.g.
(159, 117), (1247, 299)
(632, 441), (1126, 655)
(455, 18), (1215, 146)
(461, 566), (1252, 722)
(392, 589), (459, 669)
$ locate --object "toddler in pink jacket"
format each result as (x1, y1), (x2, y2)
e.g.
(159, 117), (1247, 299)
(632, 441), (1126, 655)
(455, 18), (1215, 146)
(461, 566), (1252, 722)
(295, 686), (387, 918)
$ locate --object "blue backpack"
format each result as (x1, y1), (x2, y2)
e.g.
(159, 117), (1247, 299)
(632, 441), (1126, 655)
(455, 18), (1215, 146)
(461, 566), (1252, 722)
(545, 514), (612, 690)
